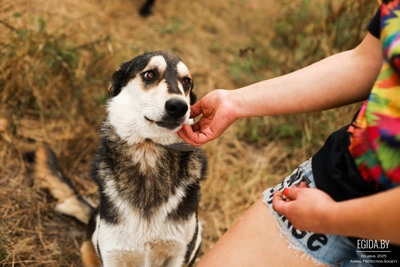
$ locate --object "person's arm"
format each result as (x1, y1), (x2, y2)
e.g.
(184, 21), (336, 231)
(229, 32), (382, 118)
(273, 185), (400, 244)
(179, 33), (382, 146)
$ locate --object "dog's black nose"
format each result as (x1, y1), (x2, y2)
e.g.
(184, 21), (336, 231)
(165, 99), (188, 119)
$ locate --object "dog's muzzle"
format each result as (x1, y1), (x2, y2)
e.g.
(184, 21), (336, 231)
(145, 99), (189, 130)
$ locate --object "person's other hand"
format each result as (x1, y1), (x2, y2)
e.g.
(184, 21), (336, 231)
(272, 182), (336, 233)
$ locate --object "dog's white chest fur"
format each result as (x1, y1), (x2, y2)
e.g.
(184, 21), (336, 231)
(93, 216), (199, 266)
(92, 180), (201, 266)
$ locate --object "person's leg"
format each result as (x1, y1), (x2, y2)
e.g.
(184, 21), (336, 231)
(197, 198), (325, 267)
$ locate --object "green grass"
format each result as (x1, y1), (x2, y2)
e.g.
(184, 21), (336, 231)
(231, 0), (376, 150)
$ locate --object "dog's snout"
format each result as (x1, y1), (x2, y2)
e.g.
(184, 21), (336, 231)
(165, 99), (188, 119)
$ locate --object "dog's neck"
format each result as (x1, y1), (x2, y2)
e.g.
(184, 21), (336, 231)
(130, 138), (196, 155)
(164, 142), (197, 152)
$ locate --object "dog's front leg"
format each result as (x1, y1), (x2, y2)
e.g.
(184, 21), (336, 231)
(80, 241), (101, 267)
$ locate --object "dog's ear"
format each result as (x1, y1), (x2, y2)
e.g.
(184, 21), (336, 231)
(108, 59), (136, 97)
(108, 68), (125, 97)
(107, 84), (115, 97)
(189, 85), (197, 106)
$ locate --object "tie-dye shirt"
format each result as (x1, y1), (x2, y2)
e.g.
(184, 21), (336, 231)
(312, 0), (398, 202)
(348, 0), (400, 189)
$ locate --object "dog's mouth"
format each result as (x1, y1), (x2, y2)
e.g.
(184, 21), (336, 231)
(145, 116), (183, 130)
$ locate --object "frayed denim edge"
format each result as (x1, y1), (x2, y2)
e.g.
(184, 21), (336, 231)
(262, 190), (332, 267)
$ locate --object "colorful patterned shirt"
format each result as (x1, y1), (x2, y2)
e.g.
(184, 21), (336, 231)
(348, 0), (400, 189)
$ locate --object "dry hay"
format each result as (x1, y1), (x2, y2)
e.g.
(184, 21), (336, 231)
(0, 0), (377, 266)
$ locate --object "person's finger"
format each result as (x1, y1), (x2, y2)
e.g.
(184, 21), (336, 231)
(282, 188), (291, 202)
(177, 125), (195, 145)
(189, 101), (203, 118)
(178, 124), (216, 147)
(272, 190), (288, 215)
(177, 125), (201, 146)
(191, 121), (201, 132)
(299, 182), (309, 188)
(283, 188), (290, 197)
(284, 186), (303, 201)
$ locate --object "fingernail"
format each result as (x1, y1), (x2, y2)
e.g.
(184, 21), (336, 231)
(283, 188), (290, 196)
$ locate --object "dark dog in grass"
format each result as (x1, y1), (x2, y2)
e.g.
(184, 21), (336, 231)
(139, 0), (156, 17)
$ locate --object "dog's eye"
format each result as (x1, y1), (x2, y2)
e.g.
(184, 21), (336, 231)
(182, 77), (192, 86)
(142, 70), (155, 80)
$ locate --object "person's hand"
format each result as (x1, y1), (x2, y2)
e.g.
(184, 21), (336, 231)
(272, 182), (336, 234)
(178, 89), (238, 146)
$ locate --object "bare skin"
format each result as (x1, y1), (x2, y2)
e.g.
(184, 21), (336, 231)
(177, 33), (400, 265)
(197, 199), (324, 267)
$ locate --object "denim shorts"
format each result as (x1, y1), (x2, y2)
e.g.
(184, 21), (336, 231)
(262, 159), (375, 267)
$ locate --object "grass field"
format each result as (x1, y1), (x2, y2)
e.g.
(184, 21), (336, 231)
(0, 0), (378, 266)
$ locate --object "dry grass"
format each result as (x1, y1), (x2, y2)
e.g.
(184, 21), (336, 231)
(0, 0), (377, 266)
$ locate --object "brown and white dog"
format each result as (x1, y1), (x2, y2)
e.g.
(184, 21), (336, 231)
(27, 51), (207, 267)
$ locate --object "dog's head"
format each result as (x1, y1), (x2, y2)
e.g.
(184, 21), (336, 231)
(106, 51), (196, 145)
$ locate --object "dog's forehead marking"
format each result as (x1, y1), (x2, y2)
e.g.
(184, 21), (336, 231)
(144, 55), (167, 72)
(176, 62), (190, 77)
(176, 62), (192, 96)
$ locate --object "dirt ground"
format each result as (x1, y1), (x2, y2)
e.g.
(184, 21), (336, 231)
(0, 0), (377, 266)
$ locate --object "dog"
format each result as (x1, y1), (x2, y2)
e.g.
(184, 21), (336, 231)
(27, 51), (207, 267)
